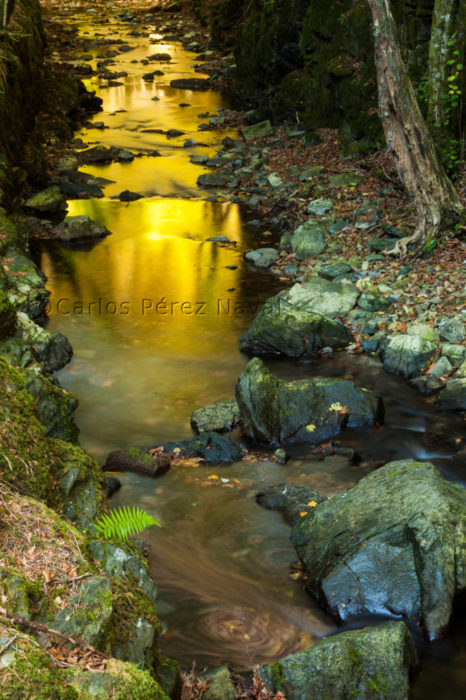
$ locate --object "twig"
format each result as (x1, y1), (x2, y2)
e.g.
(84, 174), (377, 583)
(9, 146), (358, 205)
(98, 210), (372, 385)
(0, 608), (110, 659)
(0, 634), (18, 656)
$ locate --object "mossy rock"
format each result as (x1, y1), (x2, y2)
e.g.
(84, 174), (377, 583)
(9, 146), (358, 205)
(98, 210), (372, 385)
(0, 287), (16, 338)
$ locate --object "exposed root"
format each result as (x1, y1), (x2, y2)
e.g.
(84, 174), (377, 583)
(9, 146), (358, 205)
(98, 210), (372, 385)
(385, 228), (424, 256)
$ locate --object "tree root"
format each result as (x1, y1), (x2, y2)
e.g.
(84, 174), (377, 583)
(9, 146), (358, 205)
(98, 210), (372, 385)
(385, 228), (424, 256)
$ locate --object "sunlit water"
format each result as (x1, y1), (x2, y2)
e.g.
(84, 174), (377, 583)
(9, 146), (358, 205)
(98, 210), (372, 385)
(38, 10), (465, 685)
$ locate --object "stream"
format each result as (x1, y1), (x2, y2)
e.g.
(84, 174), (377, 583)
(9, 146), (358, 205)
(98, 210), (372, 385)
(37, 8), (465, 696)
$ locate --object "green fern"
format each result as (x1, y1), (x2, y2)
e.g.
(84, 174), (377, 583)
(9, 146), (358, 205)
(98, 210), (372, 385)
(93, 506), (161, 541)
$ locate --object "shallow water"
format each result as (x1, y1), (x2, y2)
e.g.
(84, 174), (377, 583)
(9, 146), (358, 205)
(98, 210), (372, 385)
(39, 9), (465, 686)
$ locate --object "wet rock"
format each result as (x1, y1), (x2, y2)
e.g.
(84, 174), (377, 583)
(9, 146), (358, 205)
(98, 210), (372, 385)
(434, 378), (466, 410)
(242, 120), (273, 141)
(408, 376), (445, 394)
(119, 190), (143, 202)
(68, 60), (94, 75)
(117, 149), (134, 162)
(170, 78), (210, 90)
(166, 129), (184, 138)
(79, 145), (116, 164)
(382, 334), (437, 379)
(244, 248), (279, 269)
(239, 298), (353, 357)
(274, 448), (288, 464)
(236, 358), (383, 446)
(148, 52), (171, 61)
(190, 154), (210, 165)
(106, 476), (121, 497)
(51, 215), (110, 242)
(15, 312), (72, 372)
(280, 278), (360, 318)
(200, 667), (236, 700)
(24, 368), (79, 442)
(24, 186), (66, 215)
(183, 138), (198, 147)
(89, 540), (158, 604)
(261, 621), (416, 699)
(190, 399), (241, 434)
(306, 198), (333, 215)
(206, 235), (234, 244)
(438, 315), (465, 343)
(56, 155), (79, 174)
(197, 173), (229, 187)
(318, 262), (352, 281)
(104, 448), (170, 477)
(291, 459), (466, 640)
(257, 482), (327, 526)
(3, 252), (49, 319)
(152, 432), (243, 463)
(358, 292), (393, 312)
(60, 179), (105, 200)
(290, 220), (326, 259)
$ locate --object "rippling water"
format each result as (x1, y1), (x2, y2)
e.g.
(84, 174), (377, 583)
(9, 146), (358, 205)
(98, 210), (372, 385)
(38, 9), (465, 686)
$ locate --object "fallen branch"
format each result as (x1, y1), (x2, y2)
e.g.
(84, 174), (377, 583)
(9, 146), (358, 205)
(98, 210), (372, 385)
(0, 608), (110, 659)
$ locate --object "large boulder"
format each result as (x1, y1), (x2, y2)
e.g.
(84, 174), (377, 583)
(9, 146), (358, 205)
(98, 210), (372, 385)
(382, 334), (437, 379)
(291, 460), (466, 640)
(261, 621), (416, 700)
(239, 298), (353, 357)
(235, 358), (383, 445)
(279, 278), (360, 318)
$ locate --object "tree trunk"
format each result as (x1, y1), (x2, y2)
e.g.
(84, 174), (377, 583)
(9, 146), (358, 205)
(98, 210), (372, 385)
(366, 0), (464, 254)
(427, 0), (458, 128)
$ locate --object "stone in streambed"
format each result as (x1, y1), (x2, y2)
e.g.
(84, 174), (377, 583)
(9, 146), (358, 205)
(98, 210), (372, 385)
(435, 378), (466, 410)
(200, 666), (236, 700)
(104, 448), (170, 477)
(15, 312), (73, 372)
(382, 334), (437, 379)
(52, 215), (110, 242)
(290, 220), (326, 259)
(261, 621), (416, 700)
(170, 78), (210, 90)
(197, 173), (230, 187)
(239, 299), (353, 357)
(291, 459), (466, 641)
(153, 432), (243, 463)
(119, 190), (143, 202)
(256, 482), (327, 526)
(244, 248), (279, 269)
(280, 277), (360, 318)
(24, 186), (66, 214)
(78, 145), (116, 164)
(236, 358), (383, 446)
(190, 399), (241, 434)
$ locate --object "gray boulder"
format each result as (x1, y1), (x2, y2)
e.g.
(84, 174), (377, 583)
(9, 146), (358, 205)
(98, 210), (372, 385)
(190, 399), (240, 434)
(239, 298), (353, 357)
(290, 220), (326, 259)
(15, 312), (72, 372)
(382, 334), (437, 379)
(291, 459), (466, 640)
(435, 378), (466, 410)
(280, 278), (360, 318)
(235, 358), (383, 445)
(52, 215), (111, 242)
(244, 248), (279, 269)
(438, 315), (465, 343)
(242, 120), (273, 141)
(261, 621), (416, 700)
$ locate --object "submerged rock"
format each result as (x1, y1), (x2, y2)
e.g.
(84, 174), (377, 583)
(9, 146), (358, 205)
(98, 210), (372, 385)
(280, 277), (360, 318)
(239, 298), (353, 357)
(291, 459), (466, 640)
(153, 431), (243, 463)
(190, 399), (241, 434)
(236, 358), (383, 445)
(261, 621), (416, 700)
(170, 77), (210, 90)
(256, 482), (327, 526)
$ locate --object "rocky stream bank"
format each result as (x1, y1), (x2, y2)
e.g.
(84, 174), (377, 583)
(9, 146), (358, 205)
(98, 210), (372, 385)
(0, 1), (465, 699)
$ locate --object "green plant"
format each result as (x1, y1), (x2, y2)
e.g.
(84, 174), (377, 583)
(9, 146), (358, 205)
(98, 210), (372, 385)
(93, 506), (161, 541)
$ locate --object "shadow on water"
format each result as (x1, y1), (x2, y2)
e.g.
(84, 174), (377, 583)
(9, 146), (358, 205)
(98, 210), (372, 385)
(37, 8), (466, 685)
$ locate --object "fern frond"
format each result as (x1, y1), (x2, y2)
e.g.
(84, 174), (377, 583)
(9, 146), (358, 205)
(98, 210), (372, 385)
(94, 506), (161, 541)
